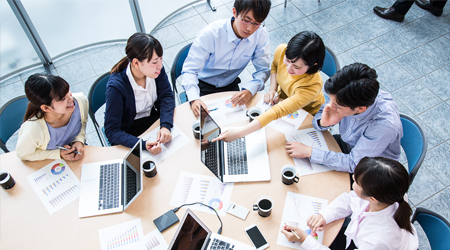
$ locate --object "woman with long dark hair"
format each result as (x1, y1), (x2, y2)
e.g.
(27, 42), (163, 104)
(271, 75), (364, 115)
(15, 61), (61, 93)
(281, 157), (418, 250)
(16, 73), (88, 161)
(105, 33), (175, 154)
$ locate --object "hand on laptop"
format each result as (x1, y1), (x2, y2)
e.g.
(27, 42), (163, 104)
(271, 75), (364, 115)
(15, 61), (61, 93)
(191, 99), (209, 117)
(157, 127), (172, 144)
(146, 141), (162, 155)
(285, 142), (313, 158)
(231, 90), (252, 106)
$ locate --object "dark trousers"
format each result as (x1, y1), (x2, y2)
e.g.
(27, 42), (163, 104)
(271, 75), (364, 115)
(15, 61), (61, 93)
(129, 106), (160, 137)
(393, 0), (447, 15)
(328, 217), (357, 250)
(333, 134), (354, 190)
(198, 77), (241, 97)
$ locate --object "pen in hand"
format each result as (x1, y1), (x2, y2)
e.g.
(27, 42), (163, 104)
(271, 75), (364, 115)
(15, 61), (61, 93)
(57, 146), (81, 155)
(284, 223), (301, 240)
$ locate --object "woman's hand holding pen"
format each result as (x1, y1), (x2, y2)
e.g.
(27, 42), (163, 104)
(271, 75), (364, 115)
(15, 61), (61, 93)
(281, 224), (307, 243)
(264, 91), (279, 105)
(146, 140), (162, 155)
(307, 214), (326, 233)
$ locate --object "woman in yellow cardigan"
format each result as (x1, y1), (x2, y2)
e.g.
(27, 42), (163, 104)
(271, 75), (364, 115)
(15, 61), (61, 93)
(16, 74), (88, 161)
(213, 31), (326, 142)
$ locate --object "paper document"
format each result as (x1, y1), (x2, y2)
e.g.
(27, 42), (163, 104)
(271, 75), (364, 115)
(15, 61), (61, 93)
(99, 218), (145, 250)
(26, 159), (80, 215)
(286, 128), (333, 176)
(141, 124), (190, 164)
(143, 229), (168, 250)
(277, 192), (328, 249)
(170, 172), (233, 216)
(253, 95), (274, 112)
(204, 96), (248, 126)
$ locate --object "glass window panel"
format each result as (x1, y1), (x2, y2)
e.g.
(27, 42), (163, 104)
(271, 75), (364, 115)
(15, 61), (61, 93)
(0, 1), (40, 78)
(22, 0), (136, 57)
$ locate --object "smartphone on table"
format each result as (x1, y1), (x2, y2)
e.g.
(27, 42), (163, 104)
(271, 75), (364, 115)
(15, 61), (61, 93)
(244, 224), (269, 250)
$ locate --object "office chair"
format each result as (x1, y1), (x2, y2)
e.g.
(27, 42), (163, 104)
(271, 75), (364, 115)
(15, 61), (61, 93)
(0, 95), (29, 152)
(170, 43), (192, 105)
(88, 72), (111, 147)
(400, 114), (427, 185)
(322, 46), (341, 102)
(411, 207), (450, 250)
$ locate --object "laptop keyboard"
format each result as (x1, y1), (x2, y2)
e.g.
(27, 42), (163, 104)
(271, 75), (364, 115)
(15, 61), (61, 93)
(125, 166), (138, 204)
(226, 137), (248, 175)
(98, 163), (120, 210)
(205, 140), (219, 177)
(209, 238), (235, 250)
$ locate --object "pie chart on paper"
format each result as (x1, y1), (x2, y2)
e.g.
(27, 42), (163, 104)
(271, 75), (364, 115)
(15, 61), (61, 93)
(225, 99), (236, 108)
(51, 163), (66, 175)
(287, 111), (299, 119)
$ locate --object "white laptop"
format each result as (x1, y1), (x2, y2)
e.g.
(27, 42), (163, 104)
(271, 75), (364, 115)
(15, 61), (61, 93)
(200, 106), (271, 183)
(168, 209), (254, 250)
(78, 141), (143, 218)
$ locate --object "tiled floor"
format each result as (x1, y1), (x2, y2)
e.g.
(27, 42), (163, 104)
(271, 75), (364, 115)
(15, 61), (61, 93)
(1, 0), (449, 248)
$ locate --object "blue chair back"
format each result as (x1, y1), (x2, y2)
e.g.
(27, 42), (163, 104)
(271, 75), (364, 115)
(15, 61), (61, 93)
(170, 43), (192, 104)
(88, 72), (111, 146)
(400, 114), (427, 185)
(412, 207), (450, 250)
(321, 46), (340, 102)
(0, 95), (29, 152)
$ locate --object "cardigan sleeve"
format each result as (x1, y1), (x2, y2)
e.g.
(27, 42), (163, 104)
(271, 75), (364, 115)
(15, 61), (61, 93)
(155, 69), (175, 130)
(72, 93), (89, 144)
(104, 75), (140, 149)
(16, 120), (61, 161)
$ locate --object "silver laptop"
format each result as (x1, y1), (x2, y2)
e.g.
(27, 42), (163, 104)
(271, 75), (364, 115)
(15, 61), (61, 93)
(200, 106), (271, 183)
(168, 209), (254, 250)
(78, 141), (143, 218)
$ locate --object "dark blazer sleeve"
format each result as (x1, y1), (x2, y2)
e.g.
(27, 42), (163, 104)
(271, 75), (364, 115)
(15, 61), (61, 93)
(104, 75), (140, 148)
(155, 68), (175, 130)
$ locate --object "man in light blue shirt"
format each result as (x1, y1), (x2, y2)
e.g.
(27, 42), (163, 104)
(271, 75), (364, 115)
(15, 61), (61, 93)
(285, 63), (403, 173)
(182, 0), (272, 116)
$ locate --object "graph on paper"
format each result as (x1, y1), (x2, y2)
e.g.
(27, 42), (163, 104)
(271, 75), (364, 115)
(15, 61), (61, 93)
(277, 192), (328, 249)
(144, 229), (168, 250)
(170, 172), (233, 216)
(26, 160), (80, 215)
(204, 96), (248, 126)
(267, 108), (308, 135)
(224, 109), (245, 120)
(99, 218), (145, 250)
(141, 125), (190, 164)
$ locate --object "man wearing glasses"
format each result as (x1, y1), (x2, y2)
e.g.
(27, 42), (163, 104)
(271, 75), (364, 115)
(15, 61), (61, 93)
(182, 0), (272, 116)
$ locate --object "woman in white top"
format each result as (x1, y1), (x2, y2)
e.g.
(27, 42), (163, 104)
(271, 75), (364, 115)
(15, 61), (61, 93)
(281, 157), (419, 250)
(105, 33), (175, 154)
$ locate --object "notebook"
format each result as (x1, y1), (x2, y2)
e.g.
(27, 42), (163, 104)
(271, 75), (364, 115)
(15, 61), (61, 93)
(78, 140), (143, 218)
(200, 105), (271, 183)
(168, 209), (253, 250)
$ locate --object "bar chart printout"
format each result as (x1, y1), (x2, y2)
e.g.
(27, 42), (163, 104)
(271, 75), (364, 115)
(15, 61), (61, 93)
(170, 172), (234, 216)
(144, 229), (168, 250)
(277, 192), (328, 249)
(99, 218), (145, 250)
(26, 159), (80, 215)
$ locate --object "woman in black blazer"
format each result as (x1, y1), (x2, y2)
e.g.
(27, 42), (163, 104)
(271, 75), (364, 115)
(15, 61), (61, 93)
(105, 33), (175, 154)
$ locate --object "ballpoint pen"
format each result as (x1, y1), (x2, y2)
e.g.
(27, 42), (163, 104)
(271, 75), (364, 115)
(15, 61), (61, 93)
(284, 223), (301, 240)
(57, 146), (81, 155)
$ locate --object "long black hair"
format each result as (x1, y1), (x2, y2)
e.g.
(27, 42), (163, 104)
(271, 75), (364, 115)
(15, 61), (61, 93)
(111, 32), (163, 74)
(285, 31), (325, 74)
(354, 157), (414, 234)
(23, 73), (70, 121)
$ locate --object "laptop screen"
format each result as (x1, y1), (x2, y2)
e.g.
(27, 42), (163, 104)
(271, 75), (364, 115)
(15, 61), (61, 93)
(169, 209), (211, 250)
(199, 106), (222, 178)
(123, 140), (142, 209)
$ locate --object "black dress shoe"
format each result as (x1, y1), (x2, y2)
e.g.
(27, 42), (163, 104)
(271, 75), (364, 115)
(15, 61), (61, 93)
(415, 0), (444, 16)
(373, 6), (405, 22)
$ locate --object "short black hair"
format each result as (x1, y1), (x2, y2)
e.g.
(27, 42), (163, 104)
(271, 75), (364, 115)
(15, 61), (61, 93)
(285, 31), (325, 75)
(324, 63), (379, 109)
(234, 0), (271, 23)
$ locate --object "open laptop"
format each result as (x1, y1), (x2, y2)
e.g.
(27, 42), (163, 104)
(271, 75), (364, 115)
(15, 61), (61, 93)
(200, 106), (271, 183)
(168, 209), (254, 250)
(78, 140), (143, 218)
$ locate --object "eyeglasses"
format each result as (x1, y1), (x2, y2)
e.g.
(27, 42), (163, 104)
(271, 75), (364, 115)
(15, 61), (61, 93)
(240, 17), (261, 27)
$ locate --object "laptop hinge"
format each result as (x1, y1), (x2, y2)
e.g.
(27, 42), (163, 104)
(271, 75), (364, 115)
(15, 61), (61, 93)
(219, 140), (225, 183)
(121, 162), (125, 207)
(204, 237), (212, 250)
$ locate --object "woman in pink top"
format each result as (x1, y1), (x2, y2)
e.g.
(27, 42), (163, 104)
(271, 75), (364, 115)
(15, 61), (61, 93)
(281, 157), (419, 250)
